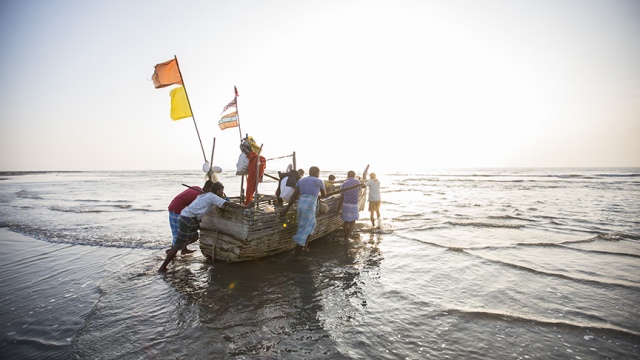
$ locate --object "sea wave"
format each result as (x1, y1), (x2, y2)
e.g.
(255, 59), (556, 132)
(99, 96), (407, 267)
(397, 234), (449, 249)
(468, 251), (640, 289)
(488, 215), (537, 222)
(447, 308), (640, 338)
(130, 208), (164, 213)
(561, 232), (640, 243)
(446, 221), (525, 229)
(595, 173), (640, 178)
(49, 204), (134, 213)
(394, 213), (425, 222)
(508, 241), (640, 259)
(554, 233), (640, 258)
(16, 190), (44, 200)
(601, 232), (640, 241)
(49, 205), (105, 213)
(1, 224), (165, 250)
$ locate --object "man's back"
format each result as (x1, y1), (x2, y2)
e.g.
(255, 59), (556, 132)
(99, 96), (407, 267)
(168, 187), (202, 213)
(341, 177), (361, 204)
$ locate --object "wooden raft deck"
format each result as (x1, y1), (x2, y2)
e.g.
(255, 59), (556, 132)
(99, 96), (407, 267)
(198, 187), (366, 262)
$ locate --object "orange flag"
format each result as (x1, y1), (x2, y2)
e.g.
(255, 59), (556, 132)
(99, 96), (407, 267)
(152, 58), (182, 89)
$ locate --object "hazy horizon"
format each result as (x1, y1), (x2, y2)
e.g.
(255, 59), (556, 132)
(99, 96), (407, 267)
(1, 165), (639, 176)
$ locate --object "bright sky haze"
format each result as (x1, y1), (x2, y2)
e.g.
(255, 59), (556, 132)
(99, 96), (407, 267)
(1, 0), (639, 173)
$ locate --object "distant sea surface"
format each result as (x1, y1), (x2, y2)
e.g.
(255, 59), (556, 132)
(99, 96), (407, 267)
(0, 168), (639, 359)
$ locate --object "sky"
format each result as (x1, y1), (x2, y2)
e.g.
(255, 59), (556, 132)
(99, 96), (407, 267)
(0, 0), (639, 173)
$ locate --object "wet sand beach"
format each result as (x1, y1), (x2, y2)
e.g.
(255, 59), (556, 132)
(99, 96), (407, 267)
(0, 229), (152, 359)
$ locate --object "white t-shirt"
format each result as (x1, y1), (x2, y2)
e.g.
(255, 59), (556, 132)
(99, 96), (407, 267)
(180, 192), (227, 219)
(279, 177), (295, 203)
(365, 179), (381, 201)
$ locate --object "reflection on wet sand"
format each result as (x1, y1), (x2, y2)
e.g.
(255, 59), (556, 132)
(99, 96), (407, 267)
(164, 226), (385, 358)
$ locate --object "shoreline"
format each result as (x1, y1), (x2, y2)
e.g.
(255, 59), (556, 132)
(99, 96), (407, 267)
(0, 228), (155, 359)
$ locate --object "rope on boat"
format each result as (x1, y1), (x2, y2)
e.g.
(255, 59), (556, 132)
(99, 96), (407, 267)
(271, 225), (280, 243)
(265, 154), (294, 161)
(212, 230), (219, 263)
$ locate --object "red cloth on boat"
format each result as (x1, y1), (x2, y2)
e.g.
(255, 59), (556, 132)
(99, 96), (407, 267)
(245, 152), (266, 205)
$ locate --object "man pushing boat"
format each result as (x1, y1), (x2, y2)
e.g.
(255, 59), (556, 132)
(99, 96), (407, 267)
(279, 166), (326, 260)
(159, 181), (251, 272)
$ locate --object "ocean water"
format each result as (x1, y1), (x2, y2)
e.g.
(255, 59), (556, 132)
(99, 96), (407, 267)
(0, 168), (639, 359)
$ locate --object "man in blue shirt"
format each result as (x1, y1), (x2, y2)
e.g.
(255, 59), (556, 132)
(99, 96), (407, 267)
(279, 166), (326, 259)
(340, 170), (363, 241)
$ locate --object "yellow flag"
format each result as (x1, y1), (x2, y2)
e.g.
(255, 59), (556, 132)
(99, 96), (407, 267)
(169, 86), (192, 120)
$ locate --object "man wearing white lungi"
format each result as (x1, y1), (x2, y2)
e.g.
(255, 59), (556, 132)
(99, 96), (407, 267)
(279, 166), (326, 259)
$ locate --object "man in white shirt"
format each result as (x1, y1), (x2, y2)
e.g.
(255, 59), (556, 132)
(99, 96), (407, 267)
(159, 182), (251, 272)
(365, 173), (381, 227)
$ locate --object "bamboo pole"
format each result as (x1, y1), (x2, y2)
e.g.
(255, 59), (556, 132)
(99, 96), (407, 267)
(253, 144), (264, 201)
(182, 183), (205, 193)
(292, 151), (297, 171)
(263, 173), (280, 181)
(234, 86), (242, 142)
(234, 86), (245, 202)
(208, 137), (216, 181)
(323, 182), (364, 198)
(322, 165), (369, 197)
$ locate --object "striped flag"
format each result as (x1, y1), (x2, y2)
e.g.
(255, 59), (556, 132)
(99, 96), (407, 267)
(218, 111), (238, 130)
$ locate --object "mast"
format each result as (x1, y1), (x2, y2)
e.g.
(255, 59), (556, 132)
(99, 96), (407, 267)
(208, 137), (216, 181)
(174, 55), (207, 163)
(235, 86), (245, 202)
(234, 86), (242, 143)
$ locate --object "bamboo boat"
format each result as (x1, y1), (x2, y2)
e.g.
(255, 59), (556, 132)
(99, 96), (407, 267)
(198, 166), (368, 262)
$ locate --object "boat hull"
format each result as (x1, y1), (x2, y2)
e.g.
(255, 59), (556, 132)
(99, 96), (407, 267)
(199, 187), (366, 262)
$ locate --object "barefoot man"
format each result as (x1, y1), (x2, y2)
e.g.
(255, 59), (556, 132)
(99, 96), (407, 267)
(279, 166), (326, 259)
(340, 170), (363, 241)
(365, 173), (381, 227)
(159, 182), (250, 272)
(167, 180), (213, 255)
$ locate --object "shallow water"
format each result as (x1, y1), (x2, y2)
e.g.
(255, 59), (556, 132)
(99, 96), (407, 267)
(1, 168), (639, 359)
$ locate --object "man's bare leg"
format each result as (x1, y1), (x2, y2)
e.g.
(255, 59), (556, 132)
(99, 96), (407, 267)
(292, 245), (303, 260)
(303, 236), (310, 252)
(159, 247), (179, 272)
(344, 221), (356, 240)
(181, 247), (195, 255)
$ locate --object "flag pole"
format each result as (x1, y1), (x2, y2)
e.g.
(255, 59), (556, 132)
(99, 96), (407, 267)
(235, 85), (245, 202)
(174, 55), (207, 163)
(234, 86), (242, 142)
(207, 137), (216, 182)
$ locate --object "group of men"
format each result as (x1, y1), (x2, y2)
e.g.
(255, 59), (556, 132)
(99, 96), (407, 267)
(159, 167), (381, 271)
(277, 167), (381, 260)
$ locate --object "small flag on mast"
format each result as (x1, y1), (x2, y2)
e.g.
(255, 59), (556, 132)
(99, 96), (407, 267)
(218, 86), (239, 130)
(169, 86), (192, 120)
(152, 58), (183, 89)
(221, 98), (236, 113)
(218, 111), (238, 130)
